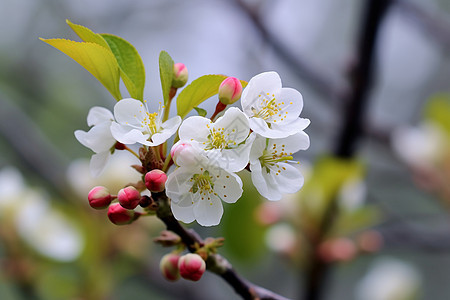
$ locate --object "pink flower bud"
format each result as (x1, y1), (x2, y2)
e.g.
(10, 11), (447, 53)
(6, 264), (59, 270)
(117, 186), (141, 209)
(218, 77), (242, 105)
(170, 141), (198, 166)
(88, 186), (112, 209)
(160, 253), (181, 281)
(172, 63), (188, 88)
(107, 203), (136, 225)
(145, 169), (167, 193)
(178, 253), (206, 281)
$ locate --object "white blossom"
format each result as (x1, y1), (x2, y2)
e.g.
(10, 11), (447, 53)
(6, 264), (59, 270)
(166, 154), (243, 227)
(249, 132), (309, 200)
(178, 107), (253, 172)
(241, 71), (310, 138)
(74, 106), (116, 177)
(111, 98), (181, 147)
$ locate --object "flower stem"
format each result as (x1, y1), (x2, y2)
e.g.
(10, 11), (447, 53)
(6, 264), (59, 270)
(124, 146), (140, 160)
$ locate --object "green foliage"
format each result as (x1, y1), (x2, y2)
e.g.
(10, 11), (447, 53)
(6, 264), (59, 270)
(193, 106), (207, 117)
(424, 93), (450, 136)
(176, 75), (247, 118)
(159, 51), (174, 106)
(40, 38), (122, 100)
(42, 20), (147, 101)
(101, 34), (146, 100)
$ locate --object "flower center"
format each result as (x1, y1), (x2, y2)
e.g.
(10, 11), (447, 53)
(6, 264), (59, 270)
(252, 93), (282, 120)
(189, 170), (214, 196)
(142, 112), (159, 135)
(260, 142), (293, 174)
(204, 127), (237, 150)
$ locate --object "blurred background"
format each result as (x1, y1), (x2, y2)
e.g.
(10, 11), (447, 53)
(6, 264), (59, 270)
(1, 0), (450, 299)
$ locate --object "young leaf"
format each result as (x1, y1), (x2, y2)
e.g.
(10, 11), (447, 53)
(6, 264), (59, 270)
(159, 51), (174, 106)
(193, 107), (207, 117)
(66, 19), (110, 49)
(100, 34), (146, 101)
(40, 38), (122, 100)
(177, 75), (247, 118)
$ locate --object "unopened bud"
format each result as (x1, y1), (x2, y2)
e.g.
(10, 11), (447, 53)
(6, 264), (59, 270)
(172, 63), (188, 88)
(107, 203), (137, 225)
(170, 141), (200, 167)
(218, 77), (242, 105)
(178, 253), (206, 281)
(88, 186), (112, 209)
(160, 253), (181, 281)
(145, 169), (167, 193)
(117, 186), (141, 209)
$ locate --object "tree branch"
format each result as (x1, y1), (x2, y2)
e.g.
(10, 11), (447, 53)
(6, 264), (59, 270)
(153, 191), (291, 300)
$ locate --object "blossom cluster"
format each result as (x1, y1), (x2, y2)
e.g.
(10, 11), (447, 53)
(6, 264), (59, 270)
(76, 71), (310, 226)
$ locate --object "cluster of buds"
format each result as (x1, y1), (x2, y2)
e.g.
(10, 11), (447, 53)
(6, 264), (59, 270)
(86, 169), (167, 225)
(160, 253), (206, 282)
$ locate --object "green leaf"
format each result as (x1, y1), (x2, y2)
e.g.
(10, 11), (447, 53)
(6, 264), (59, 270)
(101, 34), (146, 100)
(40, 38), (122, 100)
(66, 19), (110, 49)
(176, 75), (248, 118)
(193, 106), (207, 117)
(159, 51), (174, 106)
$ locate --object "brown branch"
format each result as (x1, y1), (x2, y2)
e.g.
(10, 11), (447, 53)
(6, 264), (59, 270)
(153, 191), (291, 300)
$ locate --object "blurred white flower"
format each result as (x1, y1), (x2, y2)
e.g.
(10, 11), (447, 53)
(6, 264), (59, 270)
(0, 167), (26, 215)
(338, 178), (367, 211)
(392, 122), (447, 169)
(265, 223), (296, 254)
(355, 258), (421, 300)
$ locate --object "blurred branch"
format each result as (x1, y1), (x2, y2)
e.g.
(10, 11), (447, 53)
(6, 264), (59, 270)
(0, 92), (70, 196)
(154, 192), (291, 300)
(232, 0), (348, 100)
(396, 0), (450, 50)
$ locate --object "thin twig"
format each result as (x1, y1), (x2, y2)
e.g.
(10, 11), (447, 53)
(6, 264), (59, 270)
(153, 191), (291, 300)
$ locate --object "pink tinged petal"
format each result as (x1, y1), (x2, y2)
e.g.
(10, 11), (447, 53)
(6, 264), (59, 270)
(241, 71), (282, 113)
(110, 122), (149, 145)
(272, 162), (304, 194)
(178, 116), (211, 142)
(114, 98), (148, 127)
(213, 107), (250, 144)
(74, 122), (115, 153)
(89, 151), (110, 177)
(193, 195), (223, 226)
(214, 171), (243, 203)
(87, 106), (114, 126)
(171, 202), (196, 224)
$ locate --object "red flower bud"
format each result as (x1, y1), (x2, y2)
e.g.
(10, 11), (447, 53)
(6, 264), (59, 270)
(88, 186), (112, 209)
(117, 186), (141, 209)
(160, 253), (181, 281)
(218, 77), (242, 105)
(172, 63), (188, 88)
(178, 253), (206, 281)
(107, 203), (136, 225)
(145, 169), (167, 193)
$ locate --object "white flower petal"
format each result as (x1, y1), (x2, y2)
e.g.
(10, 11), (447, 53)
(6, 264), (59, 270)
(193, 195), (223, 226)
(110, 122), (150, 145)
(273, 88), (303, 123)
(241, 71), (282, 113)
(249, 133), (266, 164)
(75, 122), (115, 153)
(87, 106), (114, 126)
(250, 162), (282, 200)
(217, 133), (255, 172)
(165, 167), (195, 203)
(269, 132), (310, 155)
(89, 151), (110, 177)
(213, 107), (250, 144)
(171, 201), (196, 224)
(178, 116), (211, 142)
(214, 171), (243, 203)
(150, 116), (182, 146)
(272, 162), (304, 194)
(114, 98), (148, 127)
